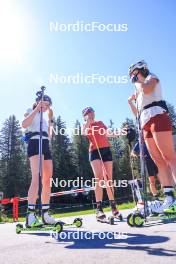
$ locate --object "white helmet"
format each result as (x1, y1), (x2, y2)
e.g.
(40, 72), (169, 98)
(128, 60), (148, 76)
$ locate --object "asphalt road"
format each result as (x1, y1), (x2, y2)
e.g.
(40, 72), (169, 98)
(0, 209), (176, 264)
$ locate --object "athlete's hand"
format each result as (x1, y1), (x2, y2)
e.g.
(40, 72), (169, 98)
(128, 94), (136, 104)
(131, 150), (138, 158)
(35, 101), (48, 112)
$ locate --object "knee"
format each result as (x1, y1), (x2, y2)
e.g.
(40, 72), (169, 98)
(162, 152), (176, 163)
(94, 172), (104, 180)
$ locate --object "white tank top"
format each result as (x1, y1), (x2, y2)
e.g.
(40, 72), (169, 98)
(136, 73), (166, 128)
(25, 108), (48, 139)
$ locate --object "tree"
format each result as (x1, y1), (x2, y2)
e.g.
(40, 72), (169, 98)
(72, 120), (93, 184)
(51, 116), (77, 196)
(167, 102), (176, 130)
(0, 115), (30, 197)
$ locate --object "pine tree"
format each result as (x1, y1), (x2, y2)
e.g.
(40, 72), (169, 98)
(167, 102), (176, 131)
(51, 116), (77, 196)
(72, 120), (93, 184)
(0, 115), (30, 198)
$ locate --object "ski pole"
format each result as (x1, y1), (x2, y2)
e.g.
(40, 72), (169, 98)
(134, 89), (148, 220)
(91, 133), (115, 200)
(36, 86), (46, 216)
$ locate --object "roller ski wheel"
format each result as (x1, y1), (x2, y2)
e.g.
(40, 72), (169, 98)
(53, 221), (63, 233)
(16, 224), (23, 234)
(73, 218), (83, 228)
(108, 216), (115, 225)
(132, 213), (144, 227)
(164, 202), (176, 215)
(127, 213), (134, 227)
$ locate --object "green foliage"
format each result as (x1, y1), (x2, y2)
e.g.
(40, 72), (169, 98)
(0, 115), (31, 197)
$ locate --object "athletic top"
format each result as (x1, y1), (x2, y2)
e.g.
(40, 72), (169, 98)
(84, 121), (111, 152)
(25, 108), (48, 139)
(136, 73), (166, 128)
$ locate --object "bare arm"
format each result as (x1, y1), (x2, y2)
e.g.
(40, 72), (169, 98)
(21, 101), (45, 128)
(128, 95), (138, 116)
(22, 108), (39, 128)
(48, 108), (54, 139)
(137, 77), (158, 95)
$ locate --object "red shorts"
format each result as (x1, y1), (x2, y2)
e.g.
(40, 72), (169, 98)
(143, 112), (172, 139)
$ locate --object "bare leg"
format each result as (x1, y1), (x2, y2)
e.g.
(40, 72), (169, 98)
(42, 159), (53, 204)
(103, 161), (114, 200)
(145, 138), (173, 187)
(152, 131), (176, 184)
(90, 160), (104, 202)
(148, 176), (158, 196)
(28, 155), (41, 204)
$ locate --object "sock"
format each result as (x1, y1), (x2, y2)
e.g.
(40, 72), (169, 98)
(96, 201), (103, 211)
(110, 200), (117, 211)
(42, 204), (50, 214)
(163, 186), (174, 197)
(28, 204), (36, 212)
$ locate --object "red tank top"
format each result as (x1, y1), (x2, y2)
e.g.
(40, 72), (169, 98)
(85, 121), (111, 152)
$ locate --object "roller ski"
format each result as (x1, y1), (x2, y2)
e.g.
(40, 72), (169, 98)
(16, 209), (83, 234)
(96, 208), (114, 225)
(16, 217), (83, 234)
(127, 180), (176, 227)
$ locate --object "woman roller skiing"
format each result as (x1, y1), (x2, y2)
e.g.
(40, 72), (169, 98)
(82, 107), (122, 222)
(128, 60), (176, 214)
(22, 94), (56, 227)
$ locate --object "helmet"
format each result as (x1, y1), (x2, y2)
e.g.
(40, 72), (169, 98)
(36, 94), (52, 106)
(82, 107), (94, 116)
(128, 60), (148, 76)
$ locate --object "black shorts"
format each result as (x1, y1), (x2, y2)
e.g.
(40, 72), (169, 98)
(89, 147), (112, 162)
(145, 157), (158, 176)
(27, 139), (52, 160)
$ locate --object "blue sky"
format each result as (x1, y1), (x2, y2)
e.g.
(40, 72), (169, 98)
(0, 0), (176, 132)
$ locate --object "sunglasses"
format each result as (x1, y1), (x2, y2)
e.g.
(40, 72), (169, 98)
(130, 71), (139, 83)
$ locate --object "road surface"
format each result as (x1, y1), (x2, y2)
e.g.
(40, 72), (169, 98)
(0, 209), (176, 264)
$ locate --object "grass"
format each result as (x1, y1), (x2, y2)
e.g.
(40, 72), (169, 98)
(4, 201), (135, 223)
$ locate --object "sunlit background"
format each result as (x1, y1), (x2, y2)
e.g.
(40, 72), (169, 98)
(0, 0), (176, 131)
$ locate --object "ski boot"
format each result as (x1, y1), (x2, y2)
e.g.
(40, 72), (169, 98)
(112, 209), (123, 221)
(110, 200), (123, 221)
(96, 208), (114, 224)
(26, 209), (43, 228)
(42, 209), (56, 225)
(149, 195), (174, 215)
(96, 208), (106, 222)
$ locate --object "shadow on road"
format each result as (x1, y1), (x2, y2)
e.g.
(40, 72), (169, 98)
(25, 230), (176, 257)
